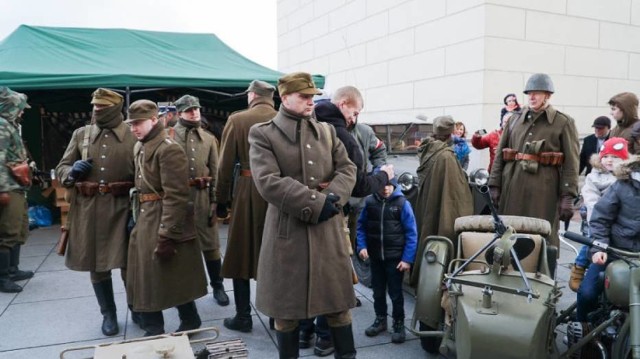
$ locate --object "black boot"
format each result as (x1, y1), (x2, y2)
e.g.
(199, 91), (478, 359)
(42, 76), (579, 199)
(92, 278), (119, 336)
(128, 304), (143, 328)
(223, 279), (253, 332)
(0, 249), (22, 293)
(205, 259), (229, 306)
(141, 311), (165, 336)
(8, 245), (33, 281)
(276, 327), (300, 359)
(330, 324), (356, 359)
(176, 301), (202, 332)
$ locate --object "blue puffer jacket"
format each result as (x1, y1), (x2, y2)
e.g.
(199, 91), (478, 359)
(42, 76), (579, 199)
(589, 157), (640, 254)
(356, 186), (418, 263)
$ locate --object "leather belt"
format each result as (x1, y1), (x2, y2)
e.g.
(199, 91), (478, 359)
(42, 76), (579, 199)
(139, 192), (164, 203)
(188, 176), (212, 189)
(240, 169), (252, 177)
(515, 153), (539, 162)
(75, 181), (134, 197)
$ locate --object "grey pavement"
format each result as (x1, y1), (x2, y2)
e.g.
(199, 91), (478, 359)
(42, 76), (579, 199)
(0, 221), (581, 358)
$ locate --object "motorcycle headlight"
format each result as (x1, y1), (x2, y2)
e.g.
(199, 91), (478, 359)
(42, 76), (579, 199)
(470, 168), (490, 186)
(398, 172), (415, 192)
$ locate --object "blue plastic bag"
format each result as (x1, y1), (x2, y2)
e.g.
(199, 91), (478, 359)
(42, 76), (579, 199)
(28, 205), (53, 227)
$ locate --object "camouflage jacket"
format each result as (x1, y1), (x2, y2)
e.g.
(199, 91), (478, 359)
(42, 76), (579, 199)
(0, 116), (28, 192)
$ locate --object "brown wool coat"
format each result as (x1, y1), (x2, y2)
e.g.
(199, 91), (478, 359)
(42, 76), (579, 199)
(609, 92), (640, 154)
(126, 125), (207, 312)
(249, 107), (357, 319)
(171, 122), (220, 252)
(489, 105), (580, 247)
(217, 98), (276, 279)
(55, 123), (136, 272)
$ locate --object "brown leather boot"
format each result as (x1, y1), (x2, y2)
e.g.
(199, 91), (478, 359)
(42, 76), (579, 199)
(569, 264), (585, 292)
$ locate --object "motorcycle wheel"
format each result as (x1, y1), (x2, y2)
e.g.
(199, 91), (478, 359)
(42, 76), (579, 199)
(352, 255), (372, 288)
(419, 320), (442, 354)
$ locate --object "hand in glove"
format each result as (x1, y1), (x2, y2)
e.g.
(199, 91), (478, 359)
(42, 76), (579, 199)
(558, 195), (575, 222)
(216, 202), (229, 220)
(318, 193), (341, 223)
(489, 186), (501, 208)
(0, 192), (10, 206)
(69, 159), (93, 182)
(208, 202), (217, 227)
(154, 237), (177, 260)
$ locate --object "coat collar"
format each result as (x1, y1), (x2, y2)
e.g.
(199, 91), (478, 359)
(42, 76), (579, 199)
(91, 121), (128, 143)
(522, 105), (558, 125)
(173, 121), (205, 141)
(272, 106), (321, 143)
(249, 97), (275, 109)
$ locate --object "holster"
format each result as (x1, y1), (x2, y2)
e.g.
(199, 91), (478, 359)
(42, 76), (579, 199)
(188, 177), (212, 190)
(6, 161), (32, 186)
(75, 182), (99, 196)
(56, 226), (69, 256)
(502, 148), (518, 161)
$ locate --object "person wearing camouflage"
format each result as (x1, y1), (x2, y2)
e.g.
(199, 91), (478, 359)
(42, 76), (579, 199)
(0, 87), (33, 293)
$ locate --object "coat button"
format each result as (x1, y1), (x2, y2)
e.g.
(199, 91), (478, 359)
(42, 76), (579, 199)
(191, 158), (195, 161)
(100, 167), (105, 171)
(102, 144), (107, 148)
(306, 144), (311, 149)
(104, 134), (109, 138)
(311, 194), (317, 200)
(101, 155), (106, 159)
(308, 160), (313, 165)
(160, 223), (164, 228)
(310, 176), (315, 181)
(141, 209), (145, 213)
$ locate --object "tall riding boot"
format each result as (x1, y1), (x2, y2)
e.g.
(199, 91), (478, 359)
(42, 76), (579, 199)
(128, 304), (143, 327)
(92, 278), (119, 336)
(223, 278), (253, 332)
(176, 301), (202, 332)
(205, 259), (229, 306)
(8, 245), (34, 281)
(141, 311), (165, 336)
(0, 249), (22, 293)
(330, 324), (357, 359)
(276, 327), (300, 359)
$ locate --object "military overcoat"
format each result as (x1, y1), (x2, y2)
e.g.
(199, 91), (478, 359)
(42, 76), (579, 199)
(249, 107), (357, 319)
(126, 124), (207, 312)
(217, 98), (276, 279)
(489, 105), (580, 247)
(55, 122), (136, 271)
(170, 121), (219, 252)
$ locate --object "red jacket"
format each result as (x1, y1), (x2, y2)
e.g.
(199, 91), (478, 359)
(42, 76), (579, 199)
(471, 130), (502, 172)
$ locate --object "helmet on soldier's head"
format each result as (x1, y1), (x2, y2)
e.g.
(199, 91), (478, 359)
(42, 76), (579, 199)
(523, 73), (555, 94)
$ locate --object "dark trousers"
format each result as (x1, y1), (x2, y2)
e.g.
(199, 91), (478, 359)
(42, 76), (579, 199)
(576, 263), (606, 321)
(371, 257), (404, 320)
(300, 315), (331, 340)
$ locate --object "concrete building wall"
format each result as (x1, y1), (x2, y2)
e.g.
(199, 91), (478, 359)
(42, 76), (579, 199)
(278, 0), (640, 168)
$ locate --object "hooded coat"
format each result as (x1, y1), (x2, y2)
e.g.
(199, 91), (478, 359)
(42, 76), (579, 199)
(488, 105), (580, 248)
(216, 97), (276, 279)
(581, 154), (617, 222)
(411, 137), (473, 285)
(55, 104), (136, 272)
(249, 106), (357, 319)
(609, 92), (640, 154)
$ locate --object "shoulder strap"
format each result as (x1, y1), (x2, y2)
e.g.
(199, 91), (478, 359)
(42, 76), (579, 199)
(134, 142), (162, 198)
(81, 125), (92, 160)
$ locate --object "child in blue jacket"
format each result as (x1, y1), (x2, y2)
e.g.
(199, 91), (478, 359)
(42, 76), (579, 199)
(357, 180), (417, 344)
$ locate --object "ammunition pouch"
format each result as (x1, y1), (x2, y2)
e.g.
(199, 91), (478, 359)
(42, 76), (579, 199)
(6, 161), (32, 186)
(502, 148), (518, 161)
(188, 176), (212, 190)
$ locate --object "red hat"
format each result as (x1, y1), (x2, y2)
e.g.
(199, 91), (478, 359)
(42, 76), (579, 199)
(600, 137), (629, 160)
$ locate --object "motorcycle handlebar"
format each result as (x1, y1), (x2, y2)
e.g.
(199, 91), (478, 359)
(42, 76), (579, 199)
(563, 231), (640, 259)
(563, 231), (594, 247)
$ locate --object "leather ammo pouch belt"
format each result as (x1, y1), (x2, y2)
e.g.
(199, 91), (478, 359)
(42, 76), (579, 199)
(75, 181), (135, 197)
(502, 149), (564, 166)
(188, 176), (212, 190)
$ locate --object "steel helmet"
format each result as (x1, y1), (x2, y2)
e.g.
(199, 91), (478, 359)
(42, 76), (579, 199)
(523, 73), (555, 94)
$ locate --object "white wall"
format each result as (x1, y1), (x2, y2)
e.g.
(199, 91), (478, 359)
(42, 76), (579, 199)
(278, 0), (640, 169)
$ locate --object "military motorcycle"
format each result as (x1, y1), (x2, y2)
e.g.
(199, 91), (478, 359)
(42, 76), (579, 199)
(409, 172), (562, 358)
(559, 231), (640, 359)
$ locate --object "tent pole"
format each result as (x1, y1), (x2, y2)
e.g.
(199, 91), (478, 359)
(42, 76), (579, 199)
(126, 86), (131, 109)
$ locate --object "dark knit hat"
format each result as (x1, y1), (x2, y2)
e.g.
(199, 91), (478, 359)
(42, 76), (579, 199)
(592, 116), (611, 128)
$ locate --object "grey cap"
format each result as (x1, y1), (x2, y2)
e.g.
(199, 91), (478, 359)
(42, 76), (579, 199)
(524, 73), (555, 94)
(246, 80), (276, 97)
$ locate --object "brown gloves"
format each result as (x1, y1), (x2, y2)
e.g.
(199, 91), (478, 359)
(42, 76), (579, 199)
(489, 187), (501, 208)
(0, 192), (10, 206)
(154, 237), (177, 260)
(558, 195), (575, 222)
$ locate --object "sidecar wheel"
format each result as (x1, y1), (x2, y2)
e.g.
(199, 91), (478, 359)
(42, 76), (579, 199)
(419, 321), (442, 354)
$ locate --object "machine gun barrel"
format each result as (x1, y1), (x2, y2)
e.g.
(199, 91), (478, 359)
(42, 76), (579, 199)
(477, 185), (506, 236)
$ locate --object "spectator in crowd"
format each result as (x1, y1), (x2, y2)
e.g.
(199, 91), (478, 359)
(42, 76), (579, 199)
(357, 179), (417, 344)
(471, 114), (513, 173)
(217, 80), (277, 333)
(489, 73), (580, 249)
(158, 104), (177, 128)
(55, 88), (136, 336)
(452, 121), (470, 170)
(579, 116), (611, 175)
(609, 92), (640, 154)
(249, 72), (357, 359)
(411, 115), (473, 286)
(570, 137), (628, 292)
(500, 93), (521, 125)
(576, 148), (640, 321)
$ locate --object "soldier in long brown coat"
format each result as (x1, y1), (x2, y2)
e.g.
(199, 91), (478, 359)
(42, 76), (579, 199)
(489, 73), (580, 249)
(125, 100), (207, 336)
(171, 94), (229, 307)
(216, 80), (276, 332)
(55, 88), (136, 336)
(249, 72), (357, 358)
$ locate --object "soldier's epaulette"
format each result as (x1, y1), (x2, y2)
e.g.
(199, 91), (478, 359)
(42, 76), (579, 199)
(228, 108), (247, 117)
(254, 120), (273, 127)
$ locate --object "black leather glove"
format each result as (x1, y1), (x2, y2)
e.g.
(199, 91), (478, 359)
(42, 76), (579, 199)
(216, 202), (229, 220)
(0, 192), (10, 206)
(69, 159), (93, 181)
(154, 237), (177, 260)
(489, 186), (501, 208)
(318, 193), (340, 223)
(558, 195), (575, 222)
